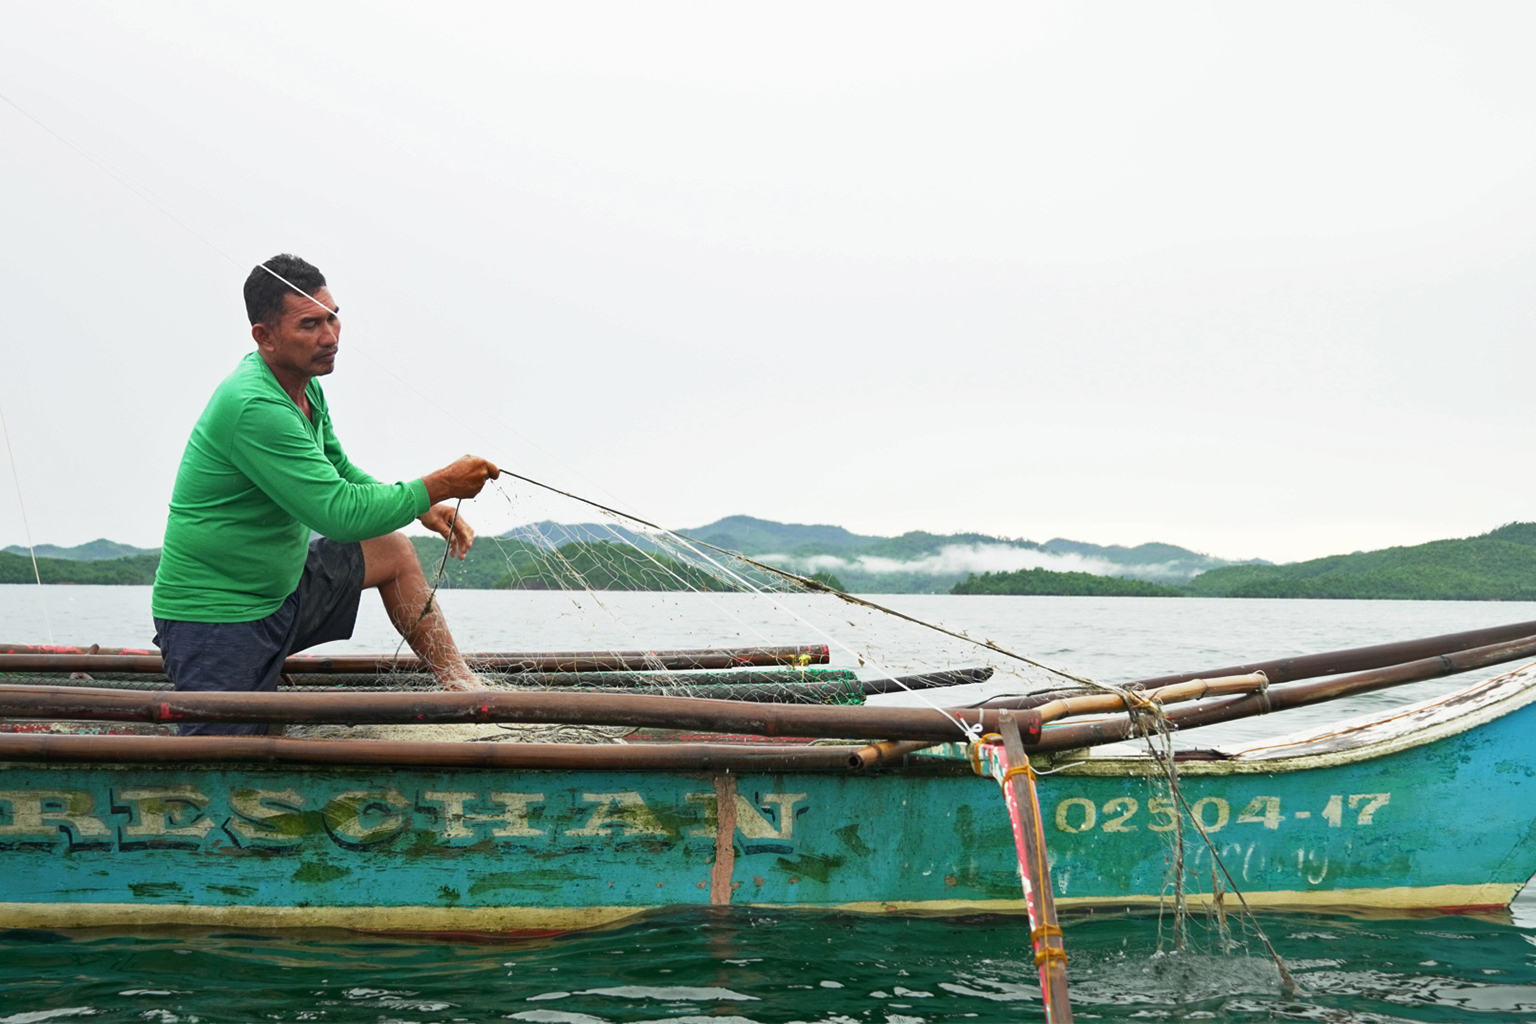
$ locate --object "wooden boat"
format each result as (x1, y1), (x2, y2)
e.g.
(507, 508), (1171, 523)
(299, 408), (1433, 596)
(0, 627), (1534, 933)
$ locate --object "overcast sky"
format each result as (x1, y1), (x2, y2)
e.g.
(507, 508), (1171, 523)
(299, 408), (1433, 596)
(1, 2), (1532, 564)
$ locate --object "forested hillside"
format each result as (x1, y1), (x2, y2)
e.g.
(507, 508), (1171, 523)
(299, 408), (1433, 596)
(1184, 523), (1536, 599)
(409, 537), (731, 591)
(0, 551), (159, 585)
(951, 568), (1183, 597)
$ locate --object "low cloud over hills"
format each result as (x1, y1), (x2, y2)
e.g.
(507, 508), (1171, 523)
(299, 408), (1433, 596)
(491, 515), (1252, 593)
(687, 516), (1253, 593)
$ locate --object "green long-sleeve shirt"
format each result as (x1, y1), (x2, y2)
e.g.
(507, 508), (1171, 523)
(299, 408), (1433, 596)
(151, 351), (430, 622)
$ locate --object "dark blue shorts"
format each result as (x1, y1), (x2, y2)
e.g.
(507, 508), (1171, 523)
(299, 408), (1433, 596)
(153, 538), (366, 736)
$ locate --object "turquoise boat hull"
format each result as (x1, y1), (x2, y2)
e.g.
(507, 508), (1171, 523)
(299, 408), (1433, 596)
(1, 669), (1534, 930)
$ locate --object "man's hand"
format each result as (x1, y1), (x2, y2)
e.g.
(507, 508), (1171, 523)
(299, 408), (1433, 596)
(423, 455), (500, 504)
(420, 503), (477, 559)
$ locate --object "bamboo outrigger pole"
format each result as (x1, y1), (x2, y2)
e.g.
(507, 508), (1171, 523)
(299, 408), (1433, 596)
(1032, 632), (1536, 752)
(0, 732), (867, 770)
(851, 672), (1267, 768)
(0, 684), (1042, 741)
(984, 618), (1536, 711)
(856, 631), (1536, 765)
(0, 643), (831, 675)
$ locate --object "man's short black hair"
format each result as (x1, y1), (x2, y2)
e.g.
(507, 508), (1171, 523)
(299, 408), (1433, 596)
(244, 254), (327, 326)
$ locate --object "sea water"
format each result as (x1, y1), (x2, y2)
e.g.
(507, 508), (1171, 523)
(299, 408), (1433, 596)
(3, 585), (1536, 1022)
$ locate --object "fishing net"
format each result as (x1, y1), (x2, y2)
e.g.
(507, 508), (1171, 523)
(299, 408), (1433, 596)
(1125, 718), (1304, 996)
(332, 475), (1097, 715)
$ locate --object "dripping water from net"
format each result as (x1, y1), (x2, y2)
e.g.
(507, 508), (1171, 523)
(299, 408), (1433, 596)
(1130, 700), (1304, 999)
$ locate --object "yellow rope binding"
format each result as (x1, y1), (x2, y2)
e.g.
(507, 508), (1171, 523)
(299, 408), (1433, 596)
(1034, 946), (1068, 967)
(1033, 920), (1067, 967)
(1003, 763), (1035, 782)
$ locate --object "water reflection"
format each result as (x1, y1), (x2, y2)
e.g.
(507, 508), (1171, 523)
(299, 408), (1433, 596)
(2, 908), (1536, 1022)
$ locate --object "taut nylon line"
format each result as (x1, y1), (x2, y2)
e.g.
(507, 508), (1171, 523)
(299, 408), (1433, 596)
(493, 468), (1097, 688)
(0, 396), (51, 642)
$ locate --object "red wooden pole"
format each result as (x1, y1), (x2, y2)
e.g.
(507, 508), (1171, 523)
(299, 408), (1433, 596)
(994, 711), (1072, 1022)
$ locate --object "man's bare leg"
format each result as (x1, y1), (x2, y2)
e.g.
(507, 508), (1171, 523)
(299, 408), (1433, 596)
(361, 532), (484, 690)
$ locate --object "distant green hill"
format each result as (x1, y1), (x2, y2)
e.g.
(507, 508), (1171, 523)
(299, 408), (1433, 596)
(411, 537), (732, 591)
(408, 536), (519, 589)
(2, 539), (158, 561)
(0, 551), (159, 585)
(952, 568), (1183, 597)
(690, 515), (868, 555)
(498, 541), (733, 591)
(1183, 522), (1536, 600)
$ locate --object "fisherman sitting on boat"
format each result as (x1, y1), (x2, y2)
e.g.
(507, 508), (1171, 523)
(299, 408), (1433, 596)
(150, 253), (499, 735)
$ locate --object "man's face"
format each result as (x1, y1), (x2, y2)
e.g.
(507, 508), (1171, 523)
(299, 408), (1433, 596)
(253, 286), (341, 379)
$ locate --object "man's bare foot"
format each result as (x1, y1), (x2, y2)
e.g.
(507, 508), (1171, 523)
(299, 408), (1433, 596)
(441, 673), (491, 691)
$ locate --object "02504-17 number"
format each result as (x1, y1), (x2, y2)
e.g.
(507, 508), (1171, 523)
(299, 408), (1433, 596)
(1052, 793), (1390, 834)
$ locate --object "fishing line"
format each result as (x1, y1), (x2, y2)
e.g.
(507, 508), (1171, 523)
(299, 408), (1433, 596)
(576, 515), (855, 670)
(490, 478), (1085, 736)
(391, 498), (463, 665)
(493, 468), (1096, 687)
(487, 483), (980, 736)
(450, 486), (786, 688)
(491, 494), (933, 706)
(0, 396), (51, 643)
(0, 90), (246, 271)
(502, 486), (987, 730)
(495, 509), (743, 667)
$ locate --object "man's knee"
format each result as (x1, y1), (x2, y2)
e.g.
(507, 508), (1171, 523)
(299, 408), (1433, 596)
(362, 531), (421, 588)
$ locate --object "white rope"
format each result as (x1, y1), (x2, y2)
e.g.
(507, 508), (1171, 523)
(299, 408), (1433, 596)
(0, 396), (52, 642)
(0, 91), (244, 271)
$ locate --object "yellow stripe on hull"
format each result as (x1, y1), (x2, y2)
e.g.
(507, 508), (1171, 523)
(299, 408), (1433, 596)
(0, 881), (1518, 933)
(0, 902), (654, 933)
(1056, 882), (1524, 912)
(831, 882), (1520, 915)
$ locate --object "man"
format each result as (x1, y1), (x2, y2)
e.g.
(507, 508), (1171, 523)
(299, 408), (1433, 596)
(151, 253), (500, 735)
